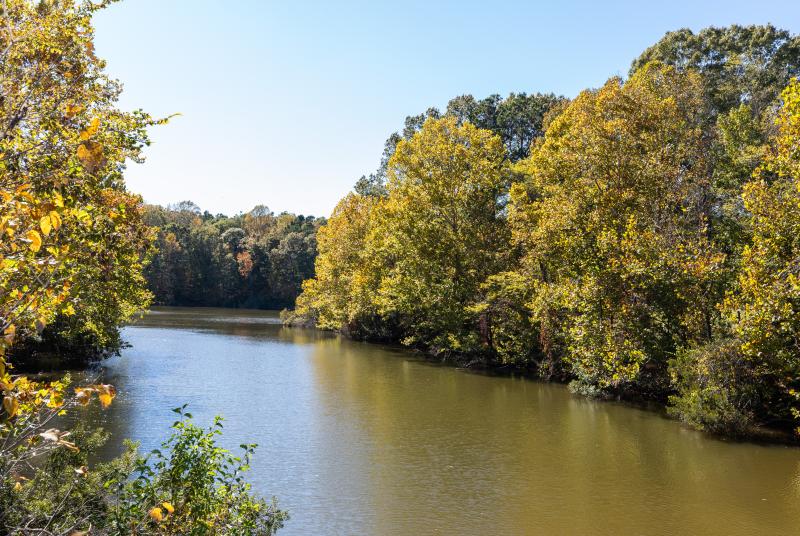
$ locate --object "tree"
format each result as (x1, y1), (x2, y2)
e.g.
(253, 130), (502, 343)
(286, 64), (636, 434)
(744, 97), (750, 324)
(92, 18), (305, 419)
(447, 92), (567, 161)
(510, 62), (723, 394)
(631, 27), (800, 356)
(715, 79), (800, 432)
(356, 93), (566, 197)
(631, 24), (800, 117)
(289, 193), (383, 336)
(144, 204), (323, 310)
(0, 4), (287, 533)
(372, 116), (512, 353)
(1, 0), (164, 366)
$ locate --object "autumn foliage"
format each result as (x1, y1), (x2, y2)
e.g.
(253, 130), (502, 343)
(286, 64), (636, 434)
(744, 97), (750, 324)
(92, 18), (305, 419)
(292, 27), (800, 437)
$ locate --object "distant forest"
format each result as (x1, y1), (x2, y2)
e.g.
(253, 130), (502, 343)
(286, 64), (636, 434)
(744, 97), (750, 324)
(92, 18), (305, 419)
(143, 202), (323, 309)
(143, 88), (568, 311)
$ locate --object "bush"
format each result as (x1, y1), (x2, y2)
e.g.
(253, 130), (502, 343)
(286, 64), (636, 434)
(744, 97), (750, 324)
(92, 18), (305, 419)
(109, 406), (288, 535)
(1, 396), (286, 536)
(667, 339), (753, 435)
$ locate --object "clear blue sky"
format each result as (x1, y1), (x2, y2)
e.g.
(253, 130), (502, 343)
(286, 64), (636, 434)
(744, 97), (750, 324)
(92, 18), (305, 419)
(93, 0), (800, 218)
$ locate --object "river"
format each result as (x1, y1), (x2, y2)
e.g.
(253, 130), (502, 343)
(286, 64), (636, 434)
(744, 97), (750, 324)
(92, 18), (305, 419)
(75, 307), (800, 535)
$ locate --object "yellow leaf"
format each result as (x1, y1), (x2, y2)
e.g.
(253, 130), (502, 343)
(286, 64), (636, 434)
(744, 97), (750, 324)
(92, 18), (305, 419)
(74, 209), (91, 224)
(49, 211), (62, 230)
(40, 215), (52, 236)
(96, 384), (116, 408)
(149, 507), (164, 522)
(65, 103), (84, 118)
(26, 230), (42, 252)
(77, 141), (105, 173)
(3, 325), (15, 345)
(3, 395), (19, 418)
(98, 392), (113, 408)
(79, 117), (100, 140)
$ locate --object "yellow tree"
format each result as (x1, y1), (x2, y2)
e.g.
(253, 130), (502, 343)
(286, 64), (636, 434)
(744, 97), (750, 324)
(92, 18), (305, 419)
(290, 192), (384, 337)
(722, 78), (800, 431)
(510, 62), (723, 392)
(0, 0), (162, 365)
(372, 116), (512, 353)
(1, 0), (159, 458)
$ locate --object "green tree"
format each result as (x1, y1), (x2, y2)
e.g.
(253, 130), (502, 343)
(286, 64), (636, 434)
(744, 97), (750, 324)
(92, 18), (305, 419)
(631, 24), (800, 117)
(144, 204), (322, 310)
(356, 93), (565, 197)
(447, 92), (567, 161)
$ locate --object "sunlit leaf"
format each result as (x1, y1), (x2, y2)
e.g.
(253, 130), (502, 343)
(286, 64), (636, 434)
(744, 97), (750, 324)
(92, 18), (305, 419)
(3, 395), (19, 418)
(40, 214), (52, 235)
(76, 140), (105, 172)
(149, 507), (164, 522)
(49, 210), (62, 230)
(26, 229), (42, 252)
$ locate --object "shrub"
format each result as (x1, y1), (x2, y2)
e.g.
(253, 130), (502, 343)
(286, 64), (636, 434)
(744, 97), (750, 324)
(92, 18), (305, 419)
(109, 406), (288, 535)
(1, 396), (287, 536)
(667, 339), (753, 435)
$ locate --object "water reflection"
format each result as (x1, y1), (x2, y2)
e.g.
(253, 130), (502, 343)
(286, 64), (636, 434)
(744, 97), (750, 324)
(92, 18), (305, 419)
(73, 307), (800, 535)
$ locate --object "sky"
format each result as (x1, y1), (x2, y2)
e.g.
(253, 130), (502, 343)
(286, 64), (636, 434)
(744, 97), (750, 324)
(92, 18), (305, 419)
(93, 0), (800, 218)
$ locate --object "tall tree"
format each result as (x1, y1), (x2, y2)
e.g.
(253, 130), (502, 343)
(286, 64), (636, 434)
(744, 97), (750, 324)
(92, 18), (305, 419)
(448, 93), (567, 161)
(719, 79), (800, 431)
(510, 62), (722, 394)
(290, 193), (383, 336)
(631, 24), (800, 117)
(356, 93), (565, 197)
(372, 116), (512, 353)
(1, 0), (162, 365)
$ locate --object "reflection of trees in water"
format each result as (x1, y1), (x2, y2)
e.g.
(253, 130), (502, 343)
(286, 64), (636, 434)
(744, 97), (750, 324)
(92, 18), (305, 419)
(305, 335), (800, 534)
(304, 336), (568, 533)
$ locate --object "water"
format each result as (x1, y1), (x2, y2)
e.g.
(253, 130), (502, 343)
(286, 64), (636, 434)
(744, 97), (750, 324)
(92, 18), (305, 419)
(75, 307), (800, 535)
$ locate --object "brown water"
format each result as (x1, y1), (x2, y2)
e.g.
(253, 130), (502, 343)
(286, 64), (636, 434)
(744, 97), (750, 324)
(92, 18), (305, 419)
(77, 307), (800, 535)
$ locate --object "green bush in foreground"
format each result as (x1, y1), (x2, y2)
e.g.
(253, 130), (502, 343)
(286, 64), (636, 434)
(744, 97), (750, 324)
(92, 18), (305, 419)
(1, 403), (286, 535)
(109, 406), (288, 535)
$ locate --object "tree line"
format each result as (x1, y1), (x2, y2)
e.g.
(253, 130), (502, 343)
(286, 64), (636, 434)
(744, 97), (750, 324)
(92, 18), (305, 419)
(287, 25), (800, 438)
(143, 202), (322, 310)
